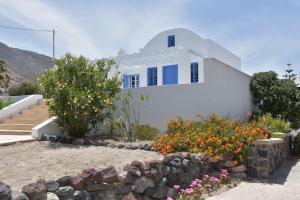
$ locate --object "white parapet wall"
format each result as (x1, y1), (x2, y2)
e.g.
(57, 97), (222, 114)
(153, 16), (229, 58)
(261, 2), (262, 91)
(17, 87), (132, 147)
(0, 95), (43, 122)
(32, 116), (63, 139)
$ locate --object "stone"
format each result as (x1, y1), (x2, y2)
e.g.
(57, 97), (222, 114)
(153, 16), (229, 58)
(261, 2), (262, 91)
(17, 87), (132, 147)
(55, 186), (75, 200)
(231, 172), (247, 181)
(230, 165), (247, 173)
(0, 181), (11, 200)
(46, 192), (59, 200)
(107, 143), (116, 148)
(12, 191), (29, 200)
(133, 177), (154, 193)
(81, 168), (97, 185)
(152, 184), (168, 199)
(70, 176), (85, 190)
(170, 158), (181, 168)
(90, 191), (109, 200)
(122, 192), (137, 200)
(143, 144), (152, 151)
(258, 150), (268, 158)
(117, 144), (125, 148)
(117, 184), (134, 195)
(73, 138), (85, 145)
(124, 144), (133, 149)
(85, 183), (113, 192)
(130, 160), (145, 173)
(95, 140), (109, 146)
(101, 166), (120, 184)
(74, 190), (91, 200)
(22, 182), (47, 200)
(46, 180), (59, 192)
(224, 160), (235, 168)
(56, 176), (71, 187)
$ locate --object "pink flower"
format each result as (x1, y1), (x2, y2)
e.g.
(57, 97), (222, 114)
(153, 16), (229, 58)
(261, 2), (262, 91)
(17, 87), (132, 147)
(167, 197), (173, 200)
(173, 185), (180, 190)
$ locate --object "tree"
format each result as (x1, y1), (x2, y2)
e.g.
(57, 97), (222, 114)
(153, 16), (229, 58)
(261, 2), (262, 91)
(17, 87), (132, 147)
(250, 71), (300, 128)
(0, 60), (11, 93)
(38, 53), (122, 138)
(8, 81), (38, 96)
(283, 63), (297, 81)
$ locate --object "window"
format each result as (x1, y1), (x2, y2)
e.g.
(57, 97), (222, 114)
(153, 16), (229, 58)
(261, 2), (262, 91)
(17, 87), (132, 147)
(130, 74), (139, 88)
(191, 62), (198, 83)
(168, 35), (175, 47)
(147, 67), (157, 86)
(163, 64), (178, 85)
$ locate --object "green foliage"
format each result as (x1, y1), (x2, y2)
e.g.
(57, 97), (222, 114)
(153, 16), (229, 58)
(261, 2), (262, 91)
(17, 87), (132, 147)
(136, 124), (159, 141)
(120, 91), (148, 142)
(38, 53), (121, 138)
(0, 97), (14, 110)
(8, 81), (38, 96)
(271, 132), (285, 139)
(250, 71), (300, 128)
(293, 133), (300, 155)
(257, 114), (291, 133)
(0, 59), (11, 93)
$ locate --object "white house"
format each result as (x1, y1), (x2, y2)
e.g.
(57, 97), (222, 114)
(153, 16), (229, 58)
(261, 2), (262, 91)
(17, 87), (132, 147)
(117, 28), (241, 88)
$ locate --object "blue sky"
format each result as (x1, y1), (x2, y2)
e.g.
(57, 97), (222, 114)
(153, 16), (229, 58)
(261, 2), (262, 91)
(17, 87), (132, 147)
(0, 0), (299, 76)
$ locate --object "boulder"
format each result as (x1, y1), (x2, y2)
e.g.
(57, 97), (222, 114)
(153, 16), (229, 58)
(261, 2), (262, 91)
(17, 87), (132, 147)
(0, 181), (11, 200)
(230, 165), (247, 173)
(73, 138), (85, 145)
(81, 168), (97, 185)
(55, 186), (74, 200)
(56, 176), (71, 187)
(70, 176), (85, 190)
(46, 180), (59, 192)
(133, 177), (154, 193)
(117, 184), (134, 195)
(122, 192), (137, 200)
(74, 190), (91, 200)
(12, 191), (29, 200)
(224, 160), (235, 168)
(46, 192), (59, 200)
(85, 183), (113, 192)
(22, 182), (47, 200)
(101, 166), (120, 184)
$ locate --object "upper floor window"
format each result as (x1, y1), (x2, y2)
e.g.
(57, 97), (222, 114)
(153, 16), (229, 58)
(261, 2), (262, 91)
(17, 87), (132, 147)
(130, 74), (139, 88)
(147, 67), (157, 86)
(191, 62), (198, 83)
(168, 35), (175, 47)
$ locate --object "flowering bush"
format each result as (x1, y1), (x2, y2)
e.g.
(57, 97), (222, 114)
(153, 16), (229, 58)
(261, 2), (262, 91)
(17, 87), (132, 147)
(168, 169), (231, 200)
(38, 54), (121, 137)
(153, 114), (268, 161)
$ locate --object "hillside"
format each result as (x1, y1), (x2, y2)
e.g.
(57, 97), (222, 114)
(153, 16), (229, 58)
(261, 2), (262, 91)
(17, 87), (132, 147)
(0, 42), (53, 83)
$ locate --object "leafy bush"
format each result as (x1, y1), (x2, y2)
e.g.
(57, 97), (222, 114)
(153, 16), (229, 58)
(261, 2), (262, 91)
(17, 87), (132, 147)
(38, 54), (121, 138)
(8, 81), (38, 96)
(257, 114), (291, 133)
(250, 71), (300, 128)
(136, 124), (159, 141)
(153, 114), (268, 162)
(0, 98), (14, 110)
(271, 132), (285, 139)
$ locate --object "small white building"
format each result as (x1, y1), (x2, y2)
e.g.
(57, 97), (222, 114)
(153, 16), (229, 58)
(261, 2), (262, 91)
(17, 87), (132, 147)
(117, 28), (241, 88)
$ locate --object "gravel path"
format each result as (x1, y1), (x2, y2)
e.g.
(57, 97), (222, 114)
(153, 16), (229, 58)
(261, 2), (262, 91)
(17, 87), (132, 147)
(209, 157), (300, 200)
(0, 141), (162, 191)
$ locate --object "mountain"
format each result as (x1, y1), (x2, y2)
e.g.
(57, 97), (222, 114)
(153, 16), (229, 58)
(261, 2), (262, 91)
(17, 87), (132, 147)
(0, 42), (53, 84)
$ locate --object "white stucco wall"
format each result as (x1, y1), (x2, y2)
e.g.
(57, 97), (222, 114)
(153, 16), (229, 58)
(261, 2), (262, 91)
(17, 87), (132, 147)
(117, 28), (241, 88)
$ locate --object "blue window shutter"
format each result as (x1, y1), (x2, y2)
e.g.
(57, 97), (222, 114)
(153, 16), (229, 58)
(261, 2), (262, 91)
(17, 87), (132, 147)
(123, 75), (129, 88)
(136, 74), (139, 87)
(163, 64), (178, 85)
(147, 67), (157, 86)
(191, 62), (198, 83)
(168, 35), (175, 47)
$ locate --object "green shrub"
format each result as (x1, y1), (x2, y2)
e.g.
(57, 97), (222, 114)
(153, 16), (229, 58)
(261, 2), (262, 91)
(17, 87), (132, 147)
(250, 71), (300, 128)
(271, 132), (286, 139)
(136, 124), (159, 141)
(293, 133), (300, 155)
(38, 54), (121, 138)
(257, 114), (291, 133)
(8, 81), (38, 96)
(0, 97), (14, 110)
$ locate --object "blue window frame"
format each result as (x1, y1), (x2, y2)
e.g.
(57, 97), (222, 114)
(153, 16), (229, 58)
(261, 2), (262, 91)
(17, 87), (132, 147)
(163, 64), (178, 85)
(123, 75), (130, 88)
(147, 67), (157, 86)
(168, 35), (175, 47)
(191, 62), (199, 83)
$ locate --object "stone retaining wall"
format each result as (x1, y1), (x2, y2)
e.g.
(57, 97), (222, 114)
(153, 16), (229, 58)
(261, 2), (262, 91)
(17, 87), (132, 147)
(246, 138), (289, 179)
(0, 152), (242, 200)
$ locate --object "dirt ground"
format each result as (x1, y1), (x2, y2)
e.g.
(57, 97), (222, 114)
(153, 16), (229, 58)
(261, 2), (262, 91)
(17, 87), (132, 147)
(0, 141), (162, 191)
